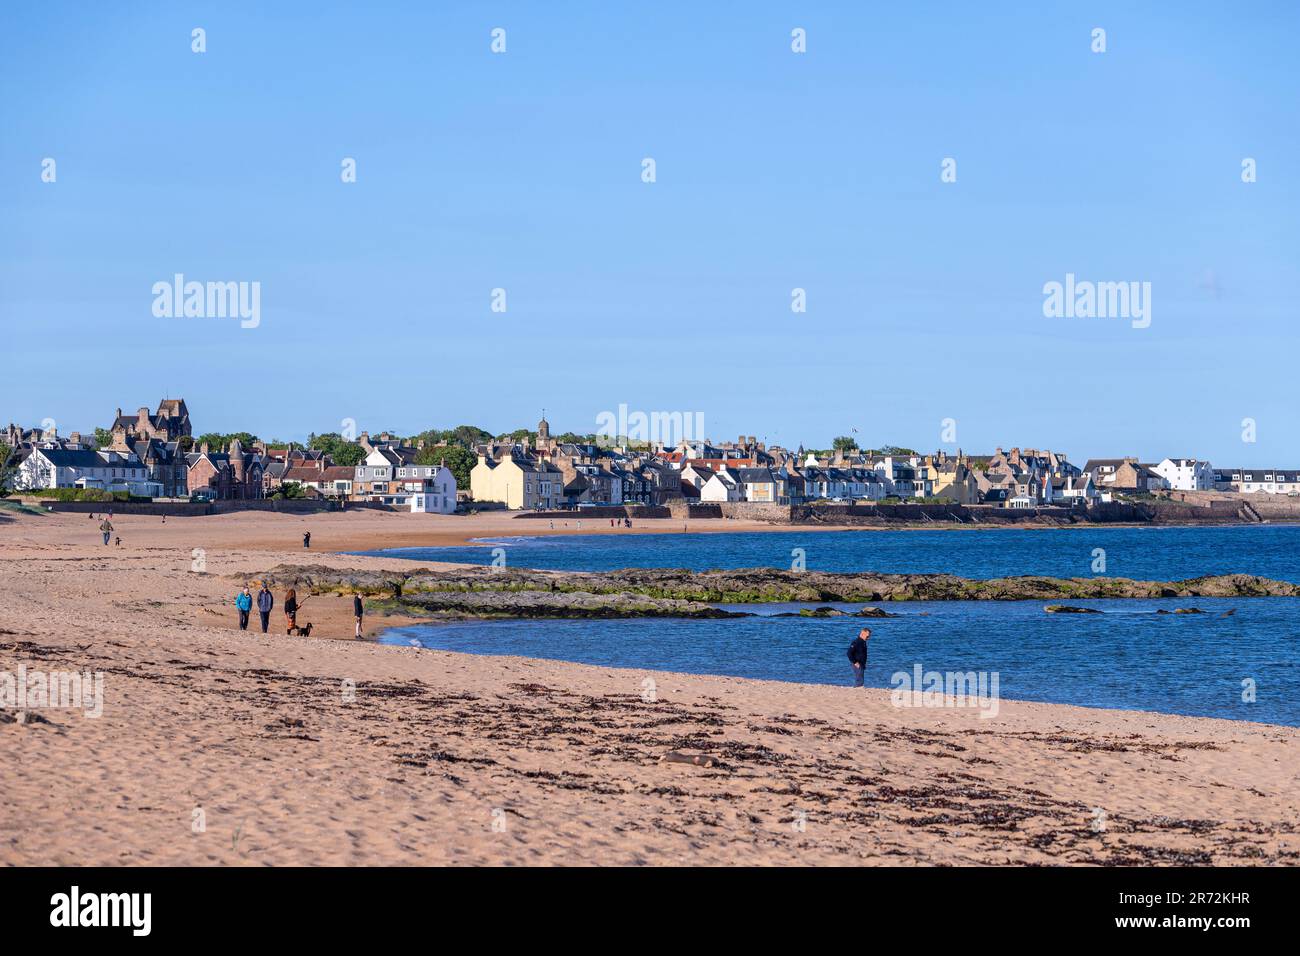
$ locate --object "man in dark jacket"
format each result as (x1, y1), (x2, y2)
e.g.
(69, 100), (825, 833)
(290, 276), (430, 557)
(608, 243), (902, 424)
(256, 584), (274, 634)
(847, 628), (870, 687)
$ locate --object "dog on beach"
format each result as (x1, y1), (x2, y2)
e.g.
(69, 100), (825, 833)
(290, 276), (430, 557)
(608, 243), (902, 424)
(287, 622), (314, 637)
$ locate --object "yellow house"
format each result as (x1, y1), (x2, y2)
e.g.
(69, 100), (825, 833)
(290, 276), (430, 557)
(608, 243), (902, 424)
(927, 454), (980, 504)
(471, 452), (563, 510)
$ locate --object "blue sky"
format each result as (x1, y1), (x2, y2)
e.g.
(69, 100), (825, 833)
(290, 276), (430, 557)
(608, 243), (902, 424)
(1, 1), (1296, 464)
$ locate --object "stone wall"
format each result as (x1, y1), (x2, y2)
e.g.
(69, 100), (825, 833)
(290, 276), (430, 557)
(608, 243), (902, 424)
(515, 505), (671, 520)
(30, 498), (342, 517)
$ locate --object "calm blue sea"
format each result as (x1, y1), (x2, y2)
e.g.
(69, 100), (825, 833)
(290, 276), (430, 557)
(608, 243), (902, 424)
(364, 526), (1300, 726)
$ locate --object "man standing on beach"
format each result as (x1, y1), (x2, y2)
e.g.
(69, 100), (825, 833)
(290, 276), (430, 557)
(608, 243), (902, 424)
(257, 583), (274, 634)
(98, 518), (113, 546)
(847, 628), (870, 687)
(353, 594), (364, 639)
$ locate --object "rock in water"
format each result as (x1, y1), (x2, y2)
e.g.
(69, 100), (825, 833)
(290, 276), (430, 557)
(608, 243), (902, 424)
(1044, 605), (1102, 614)
(857, 606), (896, 617)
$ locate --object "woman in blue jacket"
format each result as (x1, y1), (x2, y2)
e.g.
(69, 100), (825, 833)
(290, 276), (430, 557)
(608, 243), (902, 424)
(235, 586), (253, 631)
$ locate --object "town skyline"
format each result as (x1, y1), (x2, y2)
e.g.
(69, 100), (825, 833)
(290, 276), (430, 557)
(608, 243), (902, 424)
(0, 395), (1287, 469)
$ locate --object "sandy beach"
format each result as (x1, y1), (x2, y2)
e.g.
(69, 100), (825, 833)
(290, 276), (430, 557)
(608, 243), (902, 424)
(2, 508), (1297, 866)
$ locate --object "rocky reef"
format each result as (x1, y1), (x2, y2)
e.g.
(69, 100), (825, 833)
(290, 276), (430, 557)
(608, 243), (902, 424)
(254, 564), (1300, 620)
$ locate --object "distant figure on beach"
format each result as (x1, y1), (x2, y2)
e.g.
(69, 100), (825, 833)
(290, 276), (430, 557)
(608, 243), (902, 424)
(257, 583), (274, 633)
(847, 628), (871, 687)
(114, 536), (122, 546)
(353, 594), (364, 638)
(235, 586), (253, 631)
(98, 518), (113, 545)
(303, 531), (311, 549)
(284, 588), (299, 633)
(161, 514), (166, 524)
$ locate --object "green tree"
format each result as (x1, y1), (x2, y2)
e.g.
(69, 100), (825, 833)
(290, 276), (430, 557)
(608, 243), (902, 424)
(308, 432), (365, 467)
(415, 444), (475, 490)
(832, 436), (858, 451)
(93, 427), (113, 448)
(271, 481), (306, 500)
(0, 441), (16, 491)
(196, 431), (258, 450)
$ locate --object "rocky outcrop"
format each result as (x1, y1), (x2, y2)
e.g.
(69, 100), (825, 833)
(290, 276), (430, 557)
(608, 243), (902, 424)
(1044, 605), (1102, 614)
(257, 565), (1300, 620)
(396, 588), (746, 620)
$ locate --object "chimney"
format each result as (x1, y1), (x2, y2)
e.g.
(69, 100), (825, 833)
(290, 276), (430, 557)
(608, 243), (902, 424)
(201, 441), (210, 455)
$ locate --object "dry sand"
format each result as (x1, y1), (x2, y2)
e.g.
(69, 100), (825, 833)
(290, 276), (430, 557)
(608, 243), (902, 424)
(1, 508), (1296, 865)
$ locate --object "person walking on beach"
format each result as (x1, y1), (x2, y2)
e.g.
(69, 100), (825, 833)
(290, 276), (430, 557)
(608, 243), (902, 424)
(284, 588), (299, 633)
(235, 586), (253, 631)
(98, 518), (113, 546)
(303, 531), (311, 549)
(256, 583), (274, 633)
(353, 594), (364, 638)
(847, 628), (870, 687)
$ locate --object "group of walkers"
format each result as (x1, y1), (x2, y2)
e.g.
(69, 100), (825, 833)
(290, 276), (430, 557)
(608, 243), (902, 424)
(234, 583), (281, 633)
(233, 584), (364, 638)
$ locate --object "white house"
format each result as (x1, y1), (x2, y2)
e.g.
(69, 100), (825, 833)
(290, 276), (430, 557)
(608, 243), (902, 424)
(1152, 458), (1215, 491)
(11, 446), (160, 497)
(700, 467), (742, 502)
(1220, 468), (1300, 495)
(355, 445), (458, 512)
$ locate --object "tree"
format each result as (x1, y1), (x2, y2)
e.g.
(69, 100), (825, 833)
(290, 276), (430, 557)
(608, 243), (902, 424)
(308, 432), (365, 467)
(415, 444), (476, 490)
(0, 441), (16, 491)
(448, 425), (493, 448)
(270, 481), (306, 500)
(196, 432), (258, 450)
(93, 427), (113, 449)
(832, 436), (858, 451)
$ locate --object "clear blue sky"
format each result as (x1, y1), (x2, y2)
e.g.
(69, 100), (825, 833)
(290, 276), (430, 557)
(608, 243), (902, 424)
(2, 1), (1296, 464)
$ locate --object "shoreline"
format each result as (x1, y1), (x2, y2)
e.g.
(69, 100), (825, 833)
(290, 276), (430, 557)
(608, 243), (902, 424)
(3, 508), (1297, 865)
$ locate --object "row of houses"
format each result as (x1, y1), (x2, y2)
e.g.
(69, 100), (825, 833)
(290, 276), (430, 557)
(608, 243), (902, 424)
(2, 401), (455, 511)
(6, 404), (1300, 509)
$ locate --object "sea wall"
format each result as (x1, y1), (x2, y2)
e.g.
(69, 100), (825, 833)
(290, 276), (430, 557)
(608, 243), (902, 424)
(28, 498), (342, 517)
(514, 505), (672, 520)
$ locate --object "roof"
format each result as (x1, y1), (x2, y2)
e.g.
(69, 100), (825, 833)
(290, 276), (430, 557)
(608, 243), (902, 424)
(36, 448), (113, 468)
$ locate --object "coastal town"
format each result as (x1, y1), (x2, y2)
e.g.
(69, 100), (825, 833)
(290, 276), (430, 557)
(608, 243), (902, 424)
(1, 397), (1294, 514)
